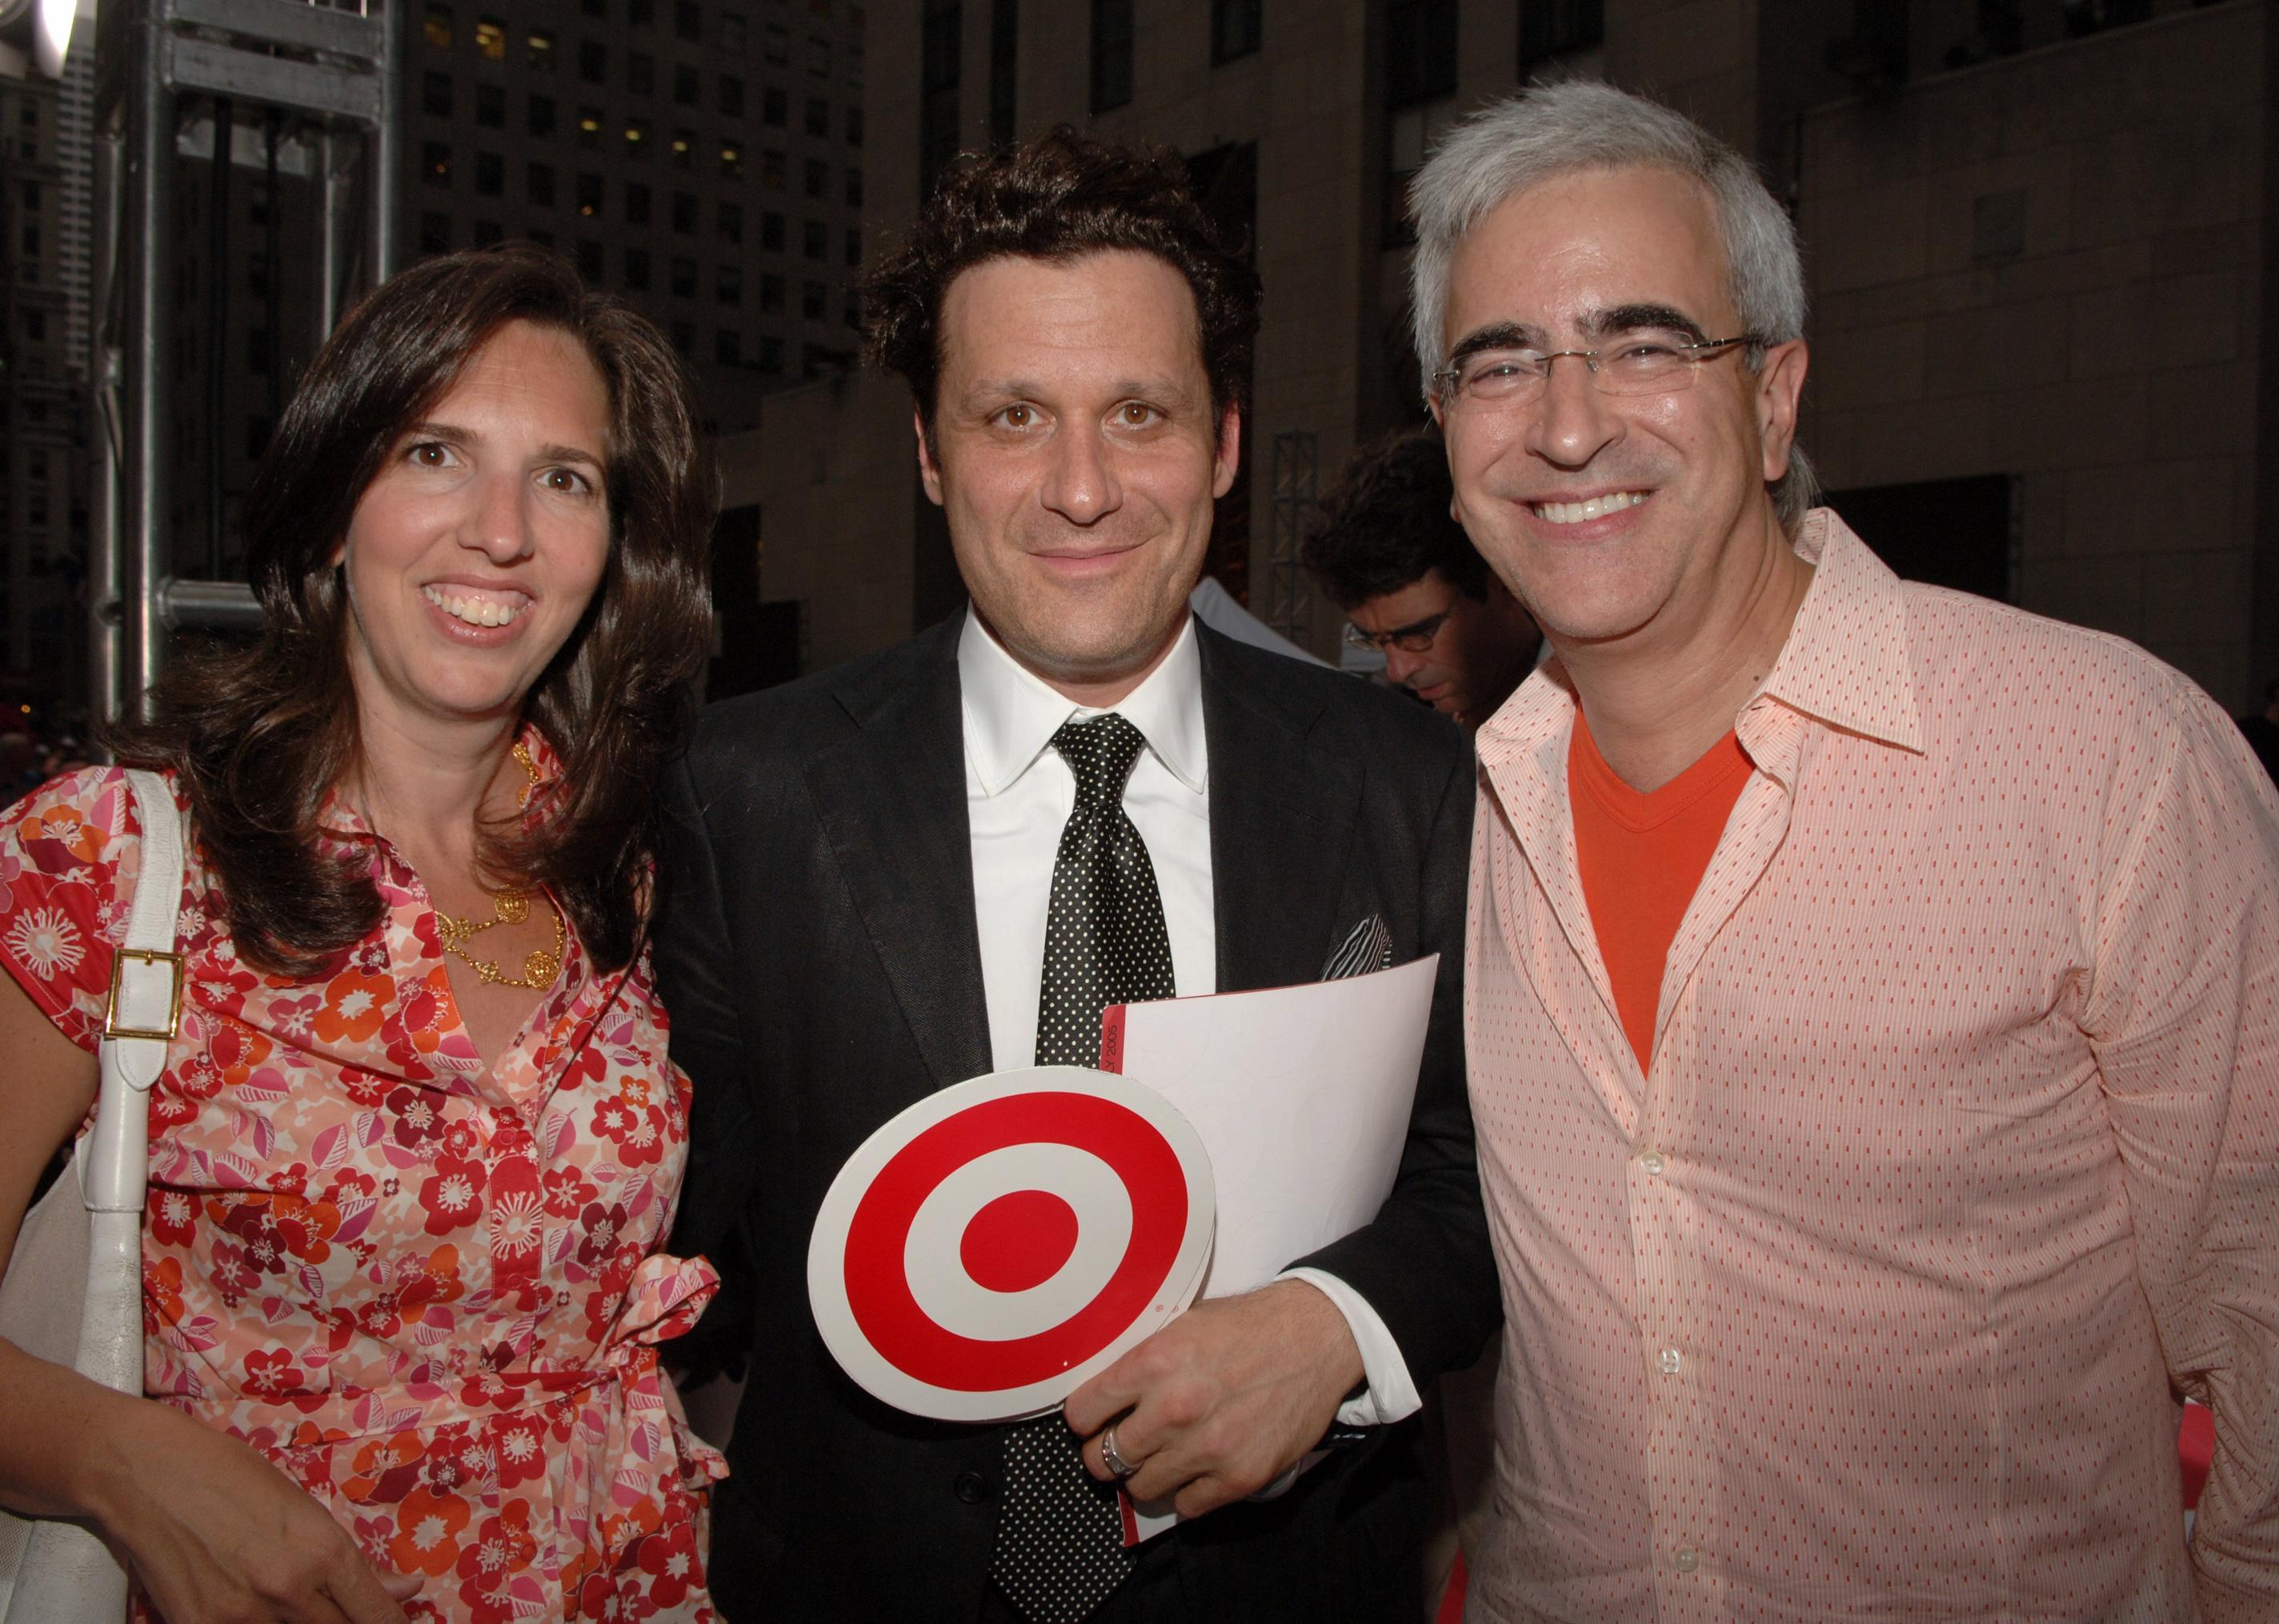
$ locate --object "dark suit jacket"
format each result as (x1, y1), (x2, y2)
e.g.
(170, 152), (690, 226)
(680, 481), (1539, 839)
(655, 615), (1500, 1623)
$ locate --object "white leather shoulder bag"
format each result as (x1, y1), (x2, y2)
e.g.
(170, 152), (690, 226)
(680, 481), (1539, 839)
(0, 769), (186, 1624)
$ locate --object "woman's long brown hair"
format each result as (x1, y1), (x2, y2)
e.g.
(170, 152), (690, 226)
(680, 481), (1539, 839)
(109, 244), (715, 977)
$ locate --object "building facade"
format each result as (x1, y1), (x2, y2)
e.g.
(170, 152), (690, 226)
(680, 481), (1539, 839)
(733, 0), (2274, 714)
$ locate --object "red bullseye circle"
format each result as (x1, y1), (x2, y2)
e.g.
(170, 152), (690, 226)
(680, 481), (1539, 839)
(960, 1190), (1079, 1293)
(843, 1091), (1188, 1392)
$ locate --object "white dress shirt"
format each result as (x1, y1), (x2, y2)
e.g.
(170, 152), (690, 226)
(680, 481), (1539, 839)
(957, 610), (1420, 1428)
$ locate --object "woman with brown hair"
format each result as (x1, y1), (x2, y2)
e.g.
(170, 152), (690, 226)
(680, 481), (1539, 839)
(0, 245), (722, 1622)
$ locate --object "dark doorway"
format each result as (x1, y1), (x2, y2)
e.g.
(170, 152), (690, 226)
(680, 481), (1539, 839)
(708, 505), (805, 698)
(1820, 474), (2013, 602)
(1185, 140), (1258, 605)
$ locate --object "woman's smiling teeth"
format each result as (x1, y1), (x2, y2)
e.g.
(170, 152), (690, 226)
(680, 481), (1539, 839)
(1532, 490), (1649, 525)
(423, 586), (529, 626)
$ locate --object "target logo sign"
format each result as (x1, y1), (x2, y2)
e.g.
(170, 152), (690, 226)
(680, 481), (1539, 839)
(808, 1066), (1215, 1422)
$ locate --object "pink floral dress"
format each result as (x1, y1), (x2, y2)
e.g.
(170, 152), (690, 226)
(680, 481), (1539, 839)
(0, 748), (725, 1623)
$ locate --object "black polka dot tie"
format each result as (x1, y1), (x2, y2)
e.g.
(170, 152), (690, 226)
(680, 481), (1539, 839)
(989, 713), (1176, 1624)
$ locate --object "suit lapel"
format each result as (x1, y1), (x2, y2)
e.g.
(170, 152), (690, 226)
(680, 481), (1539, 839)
(1198, 628), (1362, 995)
(804, 618), (995, 1099)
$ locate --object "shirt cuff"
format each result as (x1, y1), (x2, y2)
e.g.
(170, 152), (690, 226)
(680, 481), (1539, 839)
(1277, 1266), (1423, 1427)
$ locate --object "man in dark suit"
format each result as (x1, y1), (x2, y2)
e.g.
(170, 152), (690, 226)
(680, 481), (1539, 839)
(656, 128), (1500, 1623)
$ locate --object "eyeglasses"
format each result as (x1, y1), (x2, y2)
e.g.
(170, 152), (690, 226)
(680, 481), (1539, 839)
(1431, 334), (1755, 410)
(1342, 609), (1452, 655)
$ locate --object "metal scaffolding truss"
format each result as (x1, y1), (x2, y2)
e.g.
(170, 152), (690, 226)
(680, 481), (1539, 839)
(87, 0), (402, 724)
(1264, 427), (1317, 647)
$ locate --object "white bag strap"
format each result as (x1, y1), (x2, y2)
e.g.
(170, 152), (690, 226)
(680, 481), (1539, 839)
(82, 770), (186, 1216)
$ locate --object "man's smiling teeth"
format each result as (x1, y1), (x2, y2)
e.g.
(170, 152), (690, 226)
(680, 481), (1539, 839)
(1532, 491), (1649, 524)
(422, 586), (527, 626)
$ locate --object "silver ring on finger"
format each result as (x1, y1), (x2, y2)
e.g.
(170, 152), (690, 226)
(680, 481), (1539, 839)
(1099, 1426), (1139, 1480)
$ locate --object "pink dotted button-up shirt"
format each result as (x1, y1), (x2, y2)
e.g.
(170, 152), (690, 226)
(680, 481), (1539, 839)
(1466, 510), (2279, 1622)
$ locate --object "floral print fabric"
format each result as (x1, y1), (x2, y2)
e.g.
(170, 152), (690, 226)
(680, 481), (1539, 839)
(0, 752), (723, 1622)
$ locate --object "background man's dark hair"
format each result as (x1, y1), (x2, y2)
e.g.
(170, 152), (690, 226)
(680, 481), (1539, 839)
(1303, 427), (1494, 610)
(859, 126), (1262, 426)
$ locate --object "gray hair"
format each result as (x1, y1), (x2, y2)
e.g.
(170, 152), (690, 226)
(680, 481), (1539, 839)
(1408, 81), (1818, 530)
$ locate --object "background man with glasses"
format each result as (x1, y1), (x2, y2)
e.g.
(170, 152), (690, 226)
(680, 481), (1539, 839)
(1412, 81), (2279, 1618)
(1304, 427), (1542, 733)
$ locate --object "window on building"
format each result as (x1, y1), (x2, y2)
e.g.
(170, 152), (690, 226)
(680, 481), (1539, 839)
(627, 180), (653, 223)
(423, 70), (454, 116)
(629, 51), (655, 94)
(719, 141), (743, 177)
(629, 0), (655, 23)
(762, 210), (784, 250)
(577, 238), (603, 280)
(578, 106), (603, 146)
(802, 218), (826, 259)
(844, 290), (861, 329)
(527, 160), (557, 205)
(424, 4), (452, 47)
(1212, 0), (1261, 63)
(420, 210), (452, 250)
(673, 190), (697, 231)
(719, 74), (744, 117)
(671, 256), (696, 297)
(762, 148), (786, 189)
(763, 86), (787, 127)
(473, 218), (503, 244)
(802, 278), (824, 318)
(920, 0), (959, 190)
(988, 0), (1016, 144)
(846, 105), (863, 146)
(671, 127), (695, 166)
(759, 335), (783, 372)
(576, 172), (603, 216)
(844, 168), (862, 206)
(675, 1), (702, 40)
(761, 272), (784, 311)
(806, 33), (831, 77)
(671, 320), (694, 354)
(579, 39), (607, 82)
(718, 200), (743, 244)
(844, 226), (861, 266)
(626, 246), (652, 288)
(675, 63), (699, 104)
(803, 157), (827, 198)
(582, 0), (607, 16)
(423, 142), (452, 186)
(526, 27), (555, 67)
(626, 116), (654, 155)
(721, 10), (746, 48)
(1091, 0), (1133, 113)
(763, 21), (789, 64)
(476, 150), (503, 194)
(1520, 0), (1603, 66)
(715, 327), (741, 365)
(477, 82), (506, 126)
(1386, 0), (1456, 108)
(528, 94), (557, 134)
(717, 263), (742, 304)
(805, 96), (829, 137)
(475, 15), (505, 58)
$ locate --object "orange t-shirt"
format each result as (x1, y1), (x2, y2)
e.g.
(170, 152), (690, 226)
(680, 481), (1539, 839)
(1568, 711), (1753, 1071)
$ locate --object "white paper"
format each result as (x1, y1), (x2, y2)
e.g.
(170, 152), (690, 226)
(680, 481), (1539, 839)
(1110, 953), (1439, 1298)
(1104, 954), (1440, 1543)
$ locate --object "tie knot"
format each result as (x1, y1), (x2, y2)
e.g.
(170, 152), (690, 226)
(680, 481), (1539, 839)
(1051, 713), (1148, 810)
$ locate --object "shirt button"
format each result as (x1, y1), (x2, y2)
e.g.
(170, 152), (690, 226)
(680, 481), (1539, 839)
(1640, 1150), (1666, 1176)
(1675, 1548), (1700, 1573)
(953, 1470), (995, 1504)
(1658, 1348), (1683, 1375)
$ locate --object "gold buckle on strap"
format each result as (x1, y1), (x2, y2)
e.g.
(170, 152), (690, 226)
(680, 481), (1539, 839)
(104, 946), (185, 1041)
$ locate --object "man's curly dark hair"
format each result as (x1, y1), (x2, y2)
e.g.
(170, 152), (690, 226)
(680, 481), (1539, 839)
(859, 126), (1261, 428)
(1303, 427), (1494, 610)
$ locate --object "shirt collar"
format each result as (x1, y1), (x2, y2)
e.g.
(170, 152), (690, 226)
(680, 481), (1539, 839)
(316, 720), (566, 846)
(1474, 507), (1925, 778)
(958, 608), (1208, 797)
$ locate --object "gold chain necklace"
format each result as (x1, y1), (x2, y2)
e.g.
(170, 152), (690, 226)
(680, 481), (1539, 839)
(432, 742), (565, 990)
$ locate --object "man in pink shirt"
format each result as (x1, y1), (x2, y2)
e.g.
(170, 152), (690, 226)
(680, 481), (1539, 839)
(1411, 81), (2279, 1619)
